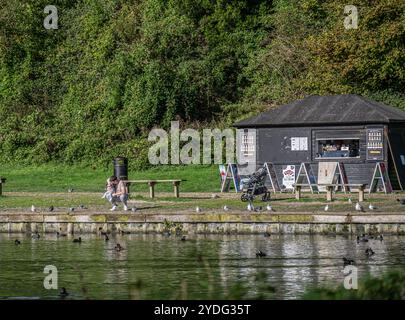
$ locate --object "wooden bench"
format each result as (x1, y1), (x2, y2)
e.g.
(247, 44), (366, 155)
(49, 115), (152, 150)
(293, 183), (367, 202)
(124, 180), (183, 198)
(293, 184), (319, 200)
(319, 183), (367, 202)
(0, 177), (6, 196)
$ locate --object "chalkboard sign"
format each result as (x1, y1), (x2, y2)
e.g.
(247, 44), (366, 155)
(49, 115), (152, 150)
(296, 163), (319, 193)
(317, 162), (349, 193)
(338, 162), (350, 192)
(264, 162), (281, 193)
(220, 164), (241, 193)
(369, 162), (393, 194)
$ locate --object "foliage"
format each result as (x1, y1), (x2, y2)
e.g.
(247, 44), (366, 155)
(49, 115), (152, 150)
(0, 0), (403, 167)
(302, 269), (405, 300)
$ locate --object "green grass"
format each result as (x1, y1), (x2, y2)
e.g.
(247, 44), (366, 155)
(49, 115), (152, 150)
(1, 164), (405, 212)
(0, 164), (220, 193)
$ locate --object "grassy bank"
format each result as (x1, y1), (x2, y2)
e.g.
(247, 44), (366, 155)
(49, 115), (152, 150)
(0, 164), (219, 193)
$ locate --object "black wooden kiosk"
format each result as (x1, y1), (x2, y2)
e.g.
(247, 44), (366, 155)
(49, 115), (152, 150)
(234, 94), (405, 190)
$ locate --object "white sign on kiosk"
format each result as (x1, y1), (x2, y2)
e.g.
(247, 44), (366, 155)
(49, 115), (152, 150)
(282, 165), (295, 190)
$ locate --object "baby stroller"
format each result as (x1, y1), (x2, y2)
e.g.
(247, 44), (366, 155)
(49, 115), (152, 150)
(240, 166), (271, 202)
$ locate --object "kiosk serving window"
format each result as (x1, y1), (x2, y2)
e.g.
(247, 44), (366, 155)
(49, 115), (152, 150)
(316, 139), (360, 158)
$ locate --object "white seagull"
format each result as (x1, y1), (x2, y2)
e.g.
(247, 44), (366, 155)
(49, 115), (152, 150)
(348, 198), (352, 204)
(31, 205), (36, 212)
(324, 204), (329, 212)
(247, 203), (254, 211)
(355, 202), (364, 212)
(223, 205), (229, 211)
(368, 203), (376, 210)
(196, 206), (202, 213)
(266, 204), (273, 211)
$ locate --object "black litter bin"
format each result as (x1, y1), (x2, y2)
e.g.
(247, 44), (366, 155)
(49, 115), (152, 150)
(113, 157), (128, 180)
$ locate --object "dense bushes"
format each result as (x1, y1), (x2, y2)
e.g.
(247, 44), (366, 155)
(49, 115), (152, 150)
(0, 0), (403, 167)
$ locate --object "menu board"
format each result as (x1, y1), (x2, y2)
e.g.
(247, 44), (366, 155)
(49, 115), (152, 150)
(291, 137), (308, 151)
(366, 128), (384, 161)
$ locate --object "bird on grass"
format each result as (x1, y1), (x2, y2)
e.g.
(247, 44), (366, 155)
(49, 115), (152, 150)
(131, 207), (137, 212)
(195, 206), (202, 213)
(247, 203), (254, 212)
(79, 204), (87, 210)
(223, 205), (229, 212)
(355, 202), (364, 212)
(32, 232), (40, 240)
(31, 205), (36, 213)
(48, 206), (54, 212)
(365, 248), (375, 257)
(56, 231), (67, 237)
(211, 194), (219, 199)
(348, 198), (352, 204)
(256, 250), (266, 258)
(15, 239), (21, 245)
(324, 204), (329, 212)
(68, 188), (74, 193)
(73, 237), (82, 243)
(378, 234), (384, 241)
(114, 243), (124, 251)
(181, 235), (187, 241)
(69, 207), (75, 213)
(368, 203), (376, 210)
(266, 204), (274, 212)
(59, 287), (69, 298)
(396, 199), (405, 205)
(254, 206), (263, 212)
(343, 257), (355, 265)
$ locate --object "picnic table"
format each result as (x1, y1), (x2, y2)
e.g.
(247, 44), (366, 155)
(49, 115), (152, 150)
(123, 179), (183, 198)
(293, 183), (367, 202)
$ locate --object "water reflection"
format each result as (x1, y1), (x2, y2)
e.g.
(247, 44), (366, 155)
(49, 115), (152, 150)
(0, 233), (404, 299)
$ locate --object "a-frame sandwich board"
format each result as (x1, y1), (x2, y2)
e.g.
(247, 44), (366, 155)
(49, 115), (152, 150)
(263, 162), (281, 193)
(295, 163), (319, 194)
(369, 162), (393, 194)
(220, 164), (241, 193)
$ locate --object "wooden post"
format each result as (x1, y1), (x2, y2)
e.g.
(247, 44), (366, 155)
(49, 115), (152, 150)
(0, 178), (4, 196)
(358, 185), (365, 202)
(173, 181), (180, 198)
(295, 186), (301, 200)
(326, 186), (333, 202)
(148, 181), (156, 198)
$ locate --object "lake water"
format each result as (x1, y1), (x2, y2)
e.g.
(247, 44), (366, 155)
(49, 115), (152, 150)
(0, 233), (404, 300)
